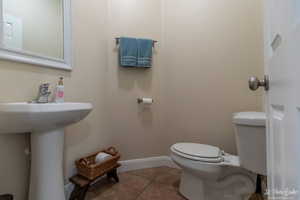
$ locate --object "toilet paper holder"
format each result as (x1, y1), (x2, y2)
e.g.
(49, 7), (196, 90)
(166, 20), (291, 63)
(137, 98), (154, 104)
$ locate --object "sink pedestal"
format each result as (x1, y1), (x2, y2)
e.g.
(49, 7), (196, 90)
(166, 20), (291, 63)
(0, 102), (93, 200)
(29, 128), (66, 200)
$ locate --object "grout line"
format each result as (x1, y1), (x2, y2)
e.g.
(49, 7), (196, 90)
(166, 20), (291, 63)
(135, 178), (156, 200)
(121, 168), (164, 200)
(119, 169), (157, 200)
(122, 171), (154, 182)
(130, 167), (182, 199)
(89, 167), (181, 200)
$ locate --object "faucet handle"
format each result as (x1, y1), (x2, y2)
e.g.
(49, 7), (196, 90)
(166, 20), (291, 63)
(40, 83), (50, 89)
(35, 83), (51, 103)
(39, 83), (50, 94)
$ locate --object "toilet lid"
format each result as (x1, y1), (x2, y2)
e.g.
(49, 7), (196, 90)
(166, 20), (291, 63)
(172, 143), (222, 159)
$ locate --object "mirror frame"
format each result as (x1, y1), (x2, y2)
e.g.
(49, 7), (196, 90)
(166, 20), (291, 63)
(0, 0), (72, 70)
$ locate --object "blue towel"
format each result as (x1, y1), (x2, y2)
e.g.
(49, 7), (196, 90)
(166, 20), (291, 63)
(119, 37), (138, 67)
(137, 38), (153, 67)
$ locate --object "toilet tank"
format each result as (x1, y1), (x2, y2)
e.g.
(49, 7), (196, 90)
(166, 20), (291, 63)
(233, 112), (266, 175)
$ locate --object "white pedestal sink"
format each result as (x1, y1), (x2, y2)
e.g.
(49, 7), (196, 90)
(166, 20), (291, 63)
(0, 102), (93, 200)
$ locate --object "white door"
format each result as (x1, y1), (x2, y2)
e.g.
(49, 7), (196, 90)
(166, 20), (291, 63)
(252, 0), (300, 199)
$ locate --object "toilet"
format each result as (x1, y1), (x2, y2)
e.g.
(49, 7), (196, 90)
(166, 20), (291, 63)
(170, 112), (266, 200)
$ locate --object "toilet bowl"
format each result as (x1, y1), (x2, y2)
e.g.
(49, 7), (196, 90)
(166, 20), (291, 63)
(170, 112), (266, 200)
(171, 143), (254, 200)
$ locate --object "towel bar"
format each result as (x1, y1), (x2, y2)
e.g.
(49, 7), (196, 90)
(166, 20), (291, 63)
(115, 37), (158, 47)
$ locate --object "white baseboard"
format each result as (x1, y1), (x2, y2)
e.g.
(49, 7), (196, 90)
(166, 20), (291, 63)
(118, 155), (179, 173)
(64, 155), (179, 199)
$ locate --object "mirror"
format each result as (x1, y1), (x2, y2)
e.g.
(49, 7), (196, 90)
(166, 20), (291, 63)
(0, 0), (71, 70)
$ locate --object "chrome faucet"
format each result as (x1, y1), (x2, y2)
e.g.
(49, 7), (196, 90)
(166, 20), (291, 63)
(36, 83), (51, 103)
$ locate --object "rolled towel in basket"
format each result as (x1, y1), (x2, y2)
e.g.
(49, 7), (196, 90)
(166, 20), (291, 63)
(95, 152), (112, 164)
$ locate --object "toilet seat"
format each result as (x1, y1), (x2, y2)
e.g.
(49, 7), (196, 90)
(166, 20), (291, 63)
(171, 143), (224, 163)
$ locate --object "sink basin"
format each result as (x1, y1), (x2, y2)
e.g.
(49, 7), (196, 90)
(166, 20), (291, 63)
(0, 102), (92, 133)
(0, 102), (93, 200)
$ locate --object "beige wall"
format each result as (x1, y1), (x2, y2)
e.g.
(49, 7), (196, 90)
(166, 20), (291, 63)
(162, 0), (264, 154)
(0, 0), (263, 199)
(105, 0), (166, 160)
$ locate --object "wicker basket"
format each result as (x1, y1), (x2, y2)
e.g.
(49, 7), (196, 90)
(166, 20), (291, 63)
(75, 147), (121, 180)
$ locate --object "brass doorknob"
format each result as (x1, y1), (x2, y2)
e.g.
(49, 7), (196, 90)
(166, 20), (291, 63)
(249, 75), (269, 91)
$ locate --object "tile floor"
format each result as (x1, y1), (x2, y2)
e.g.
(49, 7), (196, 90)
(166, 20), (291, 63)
(86, 167), (186, 200)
